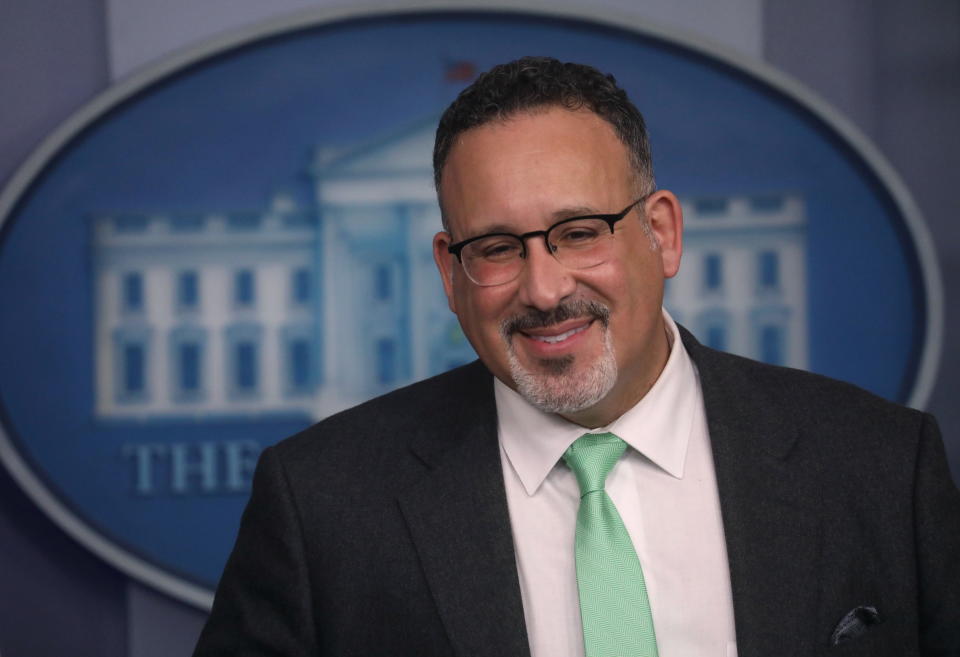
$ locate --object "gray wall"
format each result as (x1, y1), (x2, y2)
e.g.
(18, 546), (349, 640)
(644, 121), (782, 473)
(1, 7), (129, 657)
(764, 0), (960, 472)
(0, 1), (956, 655)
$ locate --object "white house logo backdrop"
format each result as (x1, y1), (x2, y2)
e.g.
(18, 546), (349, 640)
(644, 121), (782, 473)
(0, 9), (937, 606)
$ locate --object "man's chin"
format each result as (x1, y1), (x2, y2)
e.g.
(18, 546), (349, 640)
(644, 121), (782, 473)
(531, 354), (575, 376)
(510, 331), (604, 377)
(507, 352), (618, 415)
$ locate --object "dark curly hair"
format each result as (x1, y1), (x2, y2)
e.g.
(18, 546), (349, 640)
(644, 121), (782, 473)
(433, 56), (656, 216)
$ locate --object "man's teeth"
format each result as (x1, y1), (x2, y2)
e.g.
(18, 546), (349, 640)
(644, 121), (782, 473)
(531, 325), (588, 344)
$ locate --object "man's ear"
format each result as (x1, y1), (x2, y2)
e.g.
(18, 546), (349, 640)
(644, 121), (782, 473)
(432, 231), (458, 313)
(644, 190), (683, 278)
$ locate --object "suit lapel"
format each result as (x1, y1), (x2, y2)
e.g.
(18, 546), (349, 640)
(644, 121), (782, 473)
(398, 364), (531, 657)
(396, 335), (823, 656)
(683, 329), (822, 657)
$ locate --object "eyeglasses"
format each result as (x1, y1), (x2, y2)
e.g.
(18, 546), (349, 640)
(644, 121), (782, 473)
(447, 198), (645, 287)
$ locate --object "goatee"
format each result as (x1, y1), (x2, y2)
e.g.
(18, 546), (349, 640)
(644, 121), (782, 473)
(500, 299), (617, 414)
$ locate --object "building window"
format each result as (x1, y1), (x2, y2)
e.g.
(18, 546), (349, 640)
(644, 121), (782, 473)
(234, 270), (255, 307)
(170, 214), (204, 232)
(282, 325), (315, 395)
(750, 195), (785, 213)
(289, 339), (311, 390)
(234, 342), (258, 391)
(377, 338), (395, 385)
(178, 342), (201, 392)
(122, 272), (144, 312)
(292, 268), (311, 305)
(694, 198), (728, 215)
(374, 264), (392, 301)
(703, 253), (723, 292)
(113, 327), (151, 403)
(758, 251), (780, 290)
(706, 325), (727, 351)
(760, 325), (785, 365)
(123, 343), (146, 394)
(177, 271), (199, 310)
(698, 309), (730, 354)
(226, 324), (262, 398)
(115, 214), (149, 232)
(228, 213), (261, 230)
(170, 327), (206, 401)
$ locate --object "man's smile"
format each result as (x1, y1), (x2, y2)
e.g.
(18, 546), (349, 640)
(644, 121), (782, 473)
(516, 319), (595, 357)
(500, 299), (611, 363)
(526, 321), (591, 344)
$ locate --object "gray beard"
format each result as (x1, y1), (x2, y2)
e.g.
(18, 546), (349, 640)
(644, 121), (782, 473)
(501, 300), (618, 415)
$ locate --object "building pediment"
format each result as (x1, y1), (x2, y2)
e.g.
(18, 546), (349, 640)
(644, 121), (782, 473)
(314, 115), (437, 180)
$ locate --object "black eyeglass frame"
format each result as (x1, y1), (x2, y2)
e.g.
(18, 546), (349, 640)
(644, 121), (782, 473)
(446, 197), (646, 262)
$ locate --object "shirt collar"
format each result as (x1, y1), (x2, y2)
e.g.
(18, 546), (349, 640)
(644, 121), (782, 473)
(496, 310), (697, 496)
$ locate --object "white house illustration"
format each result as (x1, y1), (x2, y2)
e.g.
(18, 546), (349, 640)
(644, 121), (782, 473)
(91, 117), (806, 422)
(667, 194), (807, 368)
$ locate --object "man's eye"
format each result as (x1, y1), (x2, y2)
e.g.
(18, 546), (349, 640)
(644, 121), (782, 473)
(555, 224), (601, 244)
(475, 239), (521, 260)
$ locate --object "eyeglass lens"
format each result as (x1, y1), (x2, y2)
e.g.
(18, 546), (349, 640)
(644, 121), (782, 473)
(460, 217), (615, 286)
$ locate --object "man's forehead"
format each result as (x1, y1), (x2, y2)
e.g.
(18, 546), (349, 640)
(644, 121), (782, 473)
(445, 110), (626, 180)
(451, 105), (614, 147)
(441, 109), (629, 199)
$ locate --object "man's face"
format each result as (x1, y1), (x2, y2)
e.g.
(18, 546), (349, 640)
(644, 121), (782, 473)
(433, 107), (682, 425)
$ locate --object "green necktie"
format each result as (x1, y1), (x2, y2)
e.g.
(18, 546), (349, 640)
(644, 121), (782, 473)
(563, 432), (659, 657)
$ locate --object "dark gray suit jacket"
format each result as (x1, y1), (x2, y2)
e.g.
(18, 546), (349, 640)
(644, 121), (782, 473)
(194, 329), (960, 656)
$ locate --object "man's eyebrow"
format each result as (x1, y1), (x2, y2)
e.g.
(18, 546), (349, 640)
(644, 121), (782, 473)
(550, 205), (601, 221)
(455, 205), (602, 241)
(453, 222), (517, 241)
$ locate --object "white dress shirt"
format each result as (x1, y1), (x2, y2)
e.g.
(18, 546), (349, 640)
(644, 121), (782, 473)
(496, 311), (738, 657)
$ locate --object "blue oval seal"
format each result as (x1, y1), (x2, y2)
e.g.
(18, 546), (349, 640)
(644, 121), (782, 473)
(0, 6), (940, 607)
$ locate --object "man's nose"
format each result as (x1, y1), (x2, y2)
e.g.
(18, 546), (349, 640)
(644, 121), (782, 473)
(516, 239), (576, 311)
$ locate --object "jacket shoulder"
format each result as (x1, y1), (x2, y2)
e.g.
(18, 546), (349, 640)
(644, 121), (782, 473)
(265, 360), (493, 495)
(681, 324), (925, 428)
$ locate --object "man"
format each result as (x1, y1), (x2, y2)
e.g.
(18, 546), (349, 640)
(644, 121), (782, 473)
(194, 57), (960, 657)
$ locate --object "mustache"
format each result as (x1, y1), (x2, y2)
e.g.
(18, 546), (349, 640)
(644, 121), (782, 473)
(500, 299), (611, 338)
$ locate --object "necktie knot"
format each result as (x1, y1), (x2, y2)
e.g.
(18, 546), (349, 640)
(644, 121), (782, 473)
(563, 432), (628, 496)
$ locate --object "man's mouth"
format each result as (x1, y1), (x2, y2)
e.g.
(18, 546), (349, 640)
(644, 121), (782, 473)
(524, 322), (591, 344)
(500, 299), (611, 343)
